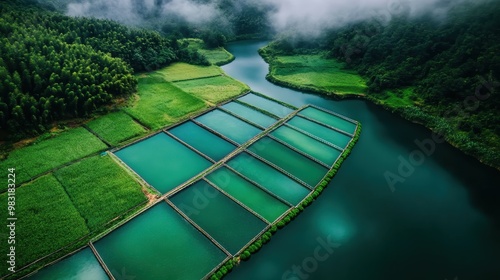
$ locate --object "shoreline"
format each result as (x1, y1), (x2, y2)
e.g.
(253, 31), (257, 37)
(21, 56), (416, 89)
(259, 49), (500, 172)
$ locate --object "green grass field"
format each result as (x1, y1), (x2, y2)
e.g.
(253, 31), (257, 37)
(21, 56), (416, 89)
(0, 175), (89, 275)
(125, 73), (207, 130)
(270, 54), (368, 95)
(87, 111), (147, 146)
(156, 62), (222, 81)
(174, 75), (249, 104)
(0, 128), (107, 187)
(54, 155), (146, 231)
(182, 38), (234, 65)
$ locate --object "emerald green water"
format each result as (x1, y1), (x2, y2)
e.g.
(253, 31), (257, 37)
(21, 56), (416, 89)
(169, 121), (236, 161)
(227, 152), (310, 205)
(300, 106), (357, 134)
(238, 93), (294, 118)
(195, 109), (262, 144)
(222, 101), (277, 128)
(27, 248), (108, 280)
(287, 116), (352, 148)
(271, 125), (342, 166)
(94, 203), (226, 280)
(115, 133), (212, 193)
(169, 180), (267, 254)
(248, 137), (328, 186)
(206, 167), (290, 222)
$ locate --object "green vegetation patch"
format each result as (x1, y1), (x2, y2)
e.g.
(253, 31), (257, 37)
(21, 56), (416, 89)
(0, 175), (89, 275)
(375, 87), (421, 108)
(0, 128), (107, 187)
(174, 76), (249, 104)
(157, 62), (222, 82)
(54, 155), (147, 231)
(87, 111), (147, 146)
(125, 73), (207, 130)
(182, 38), (234, 65)
(270, 55), (367, 95)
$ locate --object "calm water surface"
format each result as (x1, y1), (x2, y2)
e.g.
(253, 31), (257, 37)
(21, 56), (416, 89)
(222, 41), (500, 280)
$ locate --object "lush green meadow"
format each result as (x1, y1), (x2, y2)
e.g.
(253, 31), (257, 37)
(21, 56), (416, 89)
(87, 111), (147, 146)
(125, 73), (207, 130)
(0, 128), (107, 187)
(0, 175), (90, 274)
(157, 62), (222, 81)
(183, 38), (234, 65)
(174, 76), (249, 104)
(377, 87), (421, 108)
(267, 54), (368, 95)
(54, 155), (147, 230)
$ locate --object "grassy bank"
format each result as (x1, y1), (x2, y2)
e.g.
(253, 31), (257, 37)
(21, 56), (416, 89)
(86, 111), (147, 146)
(259, 46), (499, 169)
(182, 38), (235, 66)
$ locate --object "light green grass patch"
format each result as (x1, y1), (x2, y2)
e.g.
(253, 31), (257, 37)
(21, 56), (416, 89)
(125, 73), (207, 130)
(156, 62), (222, 82)
(55, 155), (146, 231)
(377, 87), (420, 108)
(174, 76), (249, 104)
(0, 128), (107, 187)
(87, 111), (147, 146)
(0, 175), (89, 275)
(271, 54), (368, 95)
(181, 38), (234, 65)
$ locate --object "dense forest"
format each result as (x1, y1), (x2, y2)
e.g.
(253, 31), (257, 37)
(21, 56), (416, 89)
(264, 1), (500, 167)
(0, 0), (207, 137)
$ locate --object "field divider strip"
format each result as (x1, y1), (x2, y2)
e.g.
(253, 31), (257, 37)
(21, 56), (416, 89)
(191, 118), (242, 147)
(203, 177), (271, 225)
(1, 148), (109, 194)
(308, 104), (359, 124)
(217, 107), (267, 130)
(88, 242), (115, 280)
(267, 134), (331, 169)
(223, 164), (294, 208)
(284, 123), (344, 151)
(297, 114), (354, 137)
(169, 73), (223, 83)
(108, 151), (162, 195)
(233, 100), (281, 119)
(121, 110), (153, 131)
(251, 91), (299, 110)
(164, 199), (233, 257)
(245, 150), (313, 190)
(82, 124), (113, 148)
(164, 131), (215, 163)
(201, 256), (231, 280)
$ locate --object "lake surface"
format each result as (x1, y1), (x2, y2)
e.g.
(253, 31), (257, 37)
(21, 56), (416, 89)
(222, 41), (500, 280)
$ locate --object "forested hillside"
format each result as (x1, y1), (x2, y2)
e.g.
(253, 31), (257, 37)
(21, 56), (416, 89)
(263, 1), (500, 167)
(0, 1), (199, 137)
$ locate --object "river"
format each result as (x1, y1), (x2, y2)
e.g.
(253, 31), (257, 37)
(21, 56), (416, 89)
(221, 41), (500, 280)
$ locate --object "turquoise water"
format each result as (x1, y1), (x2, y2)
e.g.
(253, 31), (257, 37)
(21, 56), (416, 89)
(300, 106), (357, 134)
(248, 137), (329, 187)
(115, 133), (212, 194)
(287, 116), (352, 148)
(195, 109), (262, 144)
(238, 93), (294, 118)
(206, 166), (290, 222)
(169, 180), (268, 255)
(271, 125), (342, 166)
(227, 152), (311, 205)
(94, 203), (227, 280)
(169, 121), (236, 161)
(27, 248), (108, 280)
(222, 101), (278, 128)
(222, 41), (500, 280)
